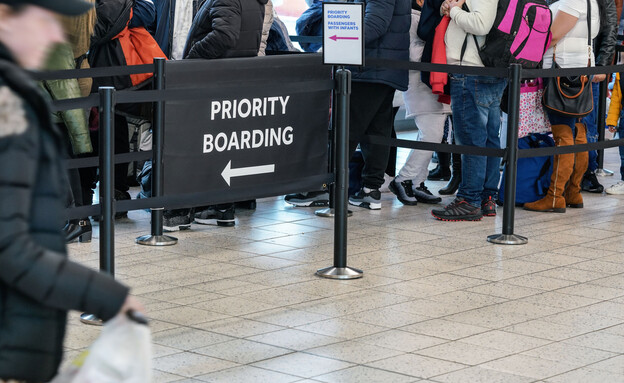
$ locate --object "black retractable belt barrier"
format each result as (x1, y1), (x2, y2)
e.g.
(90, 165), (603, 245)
(488, 64), (528, 245)
(81, 87), (116, 326)
(317, 68), (363, 279)
(595, 79), (614, 176)
(137, 58), (178, 246)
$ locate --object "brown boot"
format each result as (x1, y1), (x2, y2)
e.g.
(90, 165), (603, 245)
(564, 123), (589, 208)
(524, 124), (575, 213)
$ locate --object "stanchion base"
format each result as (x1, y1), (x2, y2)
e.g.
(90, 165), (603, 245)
(314, 208), (353, 218)
(136, 234), (178, 246)
(595, 168), (614, 177)
(316, 266), (363, 279)
(487, 233), (528, 245)
(80, 313), (103, 326)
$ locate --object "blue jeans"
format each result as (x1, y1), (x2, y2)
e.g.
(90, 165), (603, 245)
(582, 82), (599, 171)
(450, 74), (507, 206)
(548, 112), (577, 137)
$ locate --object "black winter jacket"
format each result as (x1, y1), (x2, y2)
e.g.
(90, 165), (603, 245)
(350, 0), (411, 91)
(0, 45), (128, 382)
(595, 0), (618, 66)
(183, 0), (267, 59)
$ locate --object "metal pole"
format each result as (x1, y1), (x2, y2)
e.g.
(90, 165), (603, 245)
(316, 66), (352, 218)
(137, 58), (178, 245)
(488, 64), (527, 245)
(595, 78), (613, 176)
(317, 68), (362, 279)
(81, 86), (116, 325)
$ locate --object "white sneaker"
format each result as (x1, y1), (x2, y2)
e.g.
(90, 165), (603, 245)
(606, 181), (624, 195)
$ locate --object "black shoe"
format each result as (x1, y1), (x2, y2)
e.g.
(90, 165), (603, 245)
(349, 187), (382, 210)
(581, 171), (604, 193)
(195, 206), (236, 227)
(427, 165), (451, 181)
(284, 191), (329, 207)
(431, 197), (483, 221)
(412, 182), (442, 204)
(440, 153), (461, 195)
(63, 219), (92, 243)
(114, 189), (131, 219)
(481, 196), (497, 217)
(389, 178), (418, 205)
(163, 209), (192, 232)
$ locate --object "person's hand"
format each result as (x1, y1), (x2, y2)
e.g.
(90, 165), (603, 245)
(448, 0), (466, 12)
(608, 125), (617, 133)
(592, 74), (607, 82)
(441, 0), (450, 16)
(118, 295), (145, 316)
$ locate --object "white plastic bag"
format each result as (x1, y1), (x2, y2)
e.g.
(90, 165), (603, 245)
(70, 313), (152, 383)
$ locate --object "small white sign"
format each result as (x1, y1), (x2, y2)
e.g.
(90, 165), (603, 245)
(323, 2), (364, 66)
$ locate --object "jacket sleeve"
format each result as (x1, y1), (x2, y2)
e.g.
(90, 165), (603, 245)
(0, 92), (128, 322)
(448, 0), (498, 36)
(130, 0), (157, 30)
(595, 0), (618, 66)
(364, 0), (397, 44)
(607, 73), (622, 126)
(43, 44), (92, 155)
(187, 0), (243, 59)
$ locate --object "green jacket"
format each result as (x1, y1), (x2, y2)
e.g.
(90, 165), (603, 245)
(41, 43), (93, 155)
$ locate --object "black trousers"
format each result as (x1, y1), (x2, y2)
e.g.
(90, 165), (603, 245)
(348, 81), (396, 190)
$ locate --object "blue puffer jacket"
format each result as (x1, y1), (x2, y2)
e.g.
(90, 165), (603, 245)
(350, 0), (410, 91)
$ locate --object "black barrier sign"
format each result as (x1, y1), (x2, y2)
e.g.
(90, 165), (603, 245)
(163, 55), (332, 200)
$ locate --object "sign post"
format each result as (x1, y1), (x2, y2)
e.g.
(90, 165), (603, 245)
(317, 2), (364, 280)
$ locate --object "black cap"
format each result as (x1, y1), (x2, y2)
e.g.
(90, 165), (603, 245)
(0, 0), (93, 16)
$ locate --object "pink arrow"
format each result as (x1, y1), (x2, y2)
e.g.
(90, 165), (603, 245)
(329, 35), (359, 41)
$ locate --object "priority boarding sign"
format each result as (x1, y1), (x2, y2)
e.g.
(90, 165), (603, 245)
(323, 2), (364, 66)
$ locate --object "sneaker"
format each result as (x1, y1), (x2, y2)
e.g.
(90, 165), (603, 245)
(284, 191), (329, 207)
(389, 179), (417, 205)
(581, 171), (604, 193)
(194, 206), (236, 227)
(413, 182), (442, 204)
(163, 209), (192, 232)
(349, 187), (381, 210)
(481, 196), (497, 216)
(606, 181), (624, 195)
(431, 197), (483, 221)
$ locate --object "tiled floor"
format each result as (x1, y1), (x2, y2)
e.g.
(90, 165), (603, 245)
(63, 147), (624, 383)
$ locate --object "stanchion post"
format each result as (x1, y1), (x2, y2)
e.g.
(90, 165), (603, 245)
(81, 87), (116, 325)
(137, 58), (178, 246)
(317, 67), (362, 279)
(488, 64), (528, 245)
(317, 66), (352, 218)
(595, 78), (613, 176)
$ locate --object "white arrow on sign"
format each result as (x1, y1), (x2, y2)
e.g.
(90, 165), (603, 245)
(221, 160), (275, 186)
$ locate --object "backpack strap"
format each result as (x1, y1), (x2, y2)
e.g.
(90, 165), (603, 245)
(458, 3), (482, 65)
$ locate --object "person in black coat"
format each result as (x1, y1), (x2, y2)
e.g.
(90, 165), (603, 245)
(0, 1), (144, 381)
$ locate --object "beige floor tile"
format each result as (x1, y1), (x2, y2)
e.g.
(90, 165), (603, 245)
(252, 352), (354, 378)
(356, 329), (447, 352)
(563, 331), (624, 353)
(341, 306), (430, 328)
(502, 274), (578, 290)
(544, 367), (624, 383)
(192, 296), (278, 316)
(306, 341), (404, 364)
(195, 317), (284, 337)
(313, 366), (418, 383)
(503, 319), (589, 341)
(480, 354), (577, 380)
(295, 318), (387, 339)
(542, 310), (623, 333)
(556, 283), (624, 300)
(400, 319), (490, 340)
(532, 267), (609, 283)
(415, 341), (513, 365)
(521, 342), (617, 367)
(433, 366), (535, 383)
(366, 353), (466, 379)
(153, 327), (234, 350)
(149, 306), (231, 326)
(195, 365), (300, 383)
(194, 339), (292, 364)
(152, 368), (186, 383)
(248, 328), (344, 351)
(588, 355), (624, 375)
(391, 299), (470, 317)
(154, 352), (239, 377)
(465, 282), (545, 300)
(243, 308), (331, 327)
(460, 330), (551, 353)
